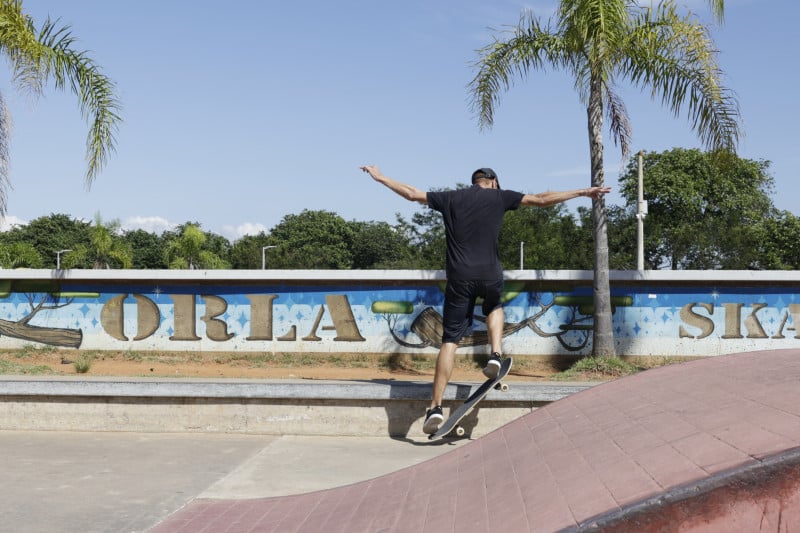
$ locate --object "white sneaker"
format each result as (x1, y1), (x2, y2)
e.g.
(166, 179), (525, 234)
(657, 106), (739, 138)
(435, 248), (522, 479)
(483, 353), (502, 379)
(423, 406), (444, 434)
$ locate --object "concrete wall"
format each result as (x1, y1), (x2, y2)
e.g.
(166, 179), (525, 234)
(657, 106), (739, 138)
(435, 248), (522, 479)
(1, 269), (799, 357)
(0, 377), (593, 436)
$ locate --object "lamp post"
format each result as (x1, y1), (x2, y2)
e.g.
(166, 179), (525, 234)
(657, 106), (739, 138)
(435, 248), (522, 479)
(519, 241), (525, 270)
(636, 150), (648, 271)
(56, 249), (72, 270)
(261, 246), (277, 270)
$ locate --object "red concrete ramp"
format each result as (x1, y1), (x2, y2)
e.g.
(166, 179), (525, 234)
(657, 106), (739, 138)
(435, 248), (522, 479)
(151, 349), (800, 532)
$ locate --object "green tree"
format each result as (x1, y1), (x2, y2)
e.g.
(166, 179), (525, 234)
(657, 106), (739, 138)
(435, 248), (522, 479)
(164, 223), (229, 269)
(349, 220), (415, 269)
(498, 204), (592, 270)
(618, 148), (773, 269)
(0, 0), (121, 216)
(1, 213), (89, 267)
(469, 0), (739, 356)
(268, 210), (354, 269)
(62, 213), (132, 269)
(606, 204), (637, 269)
(229, 232), (272, 269)
(756, 211), (800, 270)
(121, 229), (167, 269)
(0, 241), (41, 267)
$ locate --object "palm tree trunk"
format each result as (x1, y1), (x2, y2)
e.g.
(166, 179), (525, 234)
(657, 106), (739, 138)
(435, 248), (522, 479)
(588, 75), (616, 357)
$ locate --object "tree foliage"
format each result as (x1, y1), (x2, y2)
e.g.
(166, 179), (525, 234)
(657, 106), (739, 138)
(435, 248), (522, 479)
(267, 210), (354, 269)
(0, 213), (89, 267)
(121, 229), (167, 269)
(0, 241), (41, 268)
(618, 148), (774, 269)
(229, 232), (272, 269)
(164, 223), (229, 269)
(349, 220), (415, 269)
(62, 213), (132, 269)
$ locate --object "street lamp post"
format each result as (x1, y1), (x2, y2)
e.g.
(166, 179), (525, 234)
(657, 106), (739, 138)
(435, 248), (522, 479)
(636, 150), (648, 271)
(56, 249), (72, 270)
(261, 246), (277, 270)
(519, 241), (524, 270)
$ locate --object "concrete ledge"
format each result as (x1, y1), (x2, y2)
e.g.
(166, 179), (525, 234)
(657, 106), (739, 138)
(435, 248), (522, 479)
(0, 377), (596, 437)
(0, 376), (594, 401)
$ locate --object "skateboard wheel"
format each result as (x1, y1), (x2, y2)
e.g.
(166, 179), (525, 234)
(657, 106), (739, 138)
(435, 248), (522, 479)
(455, 426), (465, 437)
(499, 383), (509, 392)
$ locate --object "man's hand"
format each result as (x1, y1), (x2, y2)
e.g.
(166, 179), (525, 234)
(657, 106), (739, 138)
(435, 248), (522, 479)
(584, 186), (612, 199)
(360, 165), (382, 181)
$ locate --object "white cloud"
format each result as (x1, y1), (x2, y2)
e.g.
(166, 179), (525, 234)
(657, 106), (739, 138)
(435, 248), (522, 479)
(122, 216), (177, 235)
(0, 215), (27, 231)
(220, 222), (268, 241)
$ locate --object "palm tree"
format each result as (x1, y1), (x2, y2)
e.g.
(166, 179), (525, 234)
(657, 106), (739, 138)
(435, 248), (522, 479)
(165, 223), (230, 270)
(63, 213), (132, 269)
(0, 0), (121, 216)
(469, 0), (740, 357)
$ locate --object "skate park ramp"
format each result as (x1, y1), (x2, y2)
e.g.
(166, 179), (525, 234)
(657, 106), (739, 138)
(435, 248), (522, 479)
(151, 349), (800, 532)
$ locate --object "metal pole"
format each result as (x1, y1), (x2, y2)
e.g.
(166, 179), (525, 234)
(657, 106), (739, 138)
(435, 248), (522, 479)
(636, 151), (646, 270)
(56, 249), (71, 270)
(519, 241), (524, 270)
(261, 246), (276, 269)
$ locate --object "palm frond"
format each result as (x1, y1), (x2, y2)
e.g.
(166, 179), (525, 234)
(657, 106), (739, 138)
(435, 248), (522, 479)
(706, 0), (725, 24)
(37, 18), (121, 186)
(469, 11), (568, 129)
(0, 0), (45, 95)
(604, 83), (632, 160)
(621, 1), (740, 151)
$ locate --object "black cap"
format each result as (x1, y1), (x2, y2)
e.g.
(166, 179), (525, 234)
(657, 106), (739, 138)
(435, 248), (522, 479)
(471, 167), (500, 189)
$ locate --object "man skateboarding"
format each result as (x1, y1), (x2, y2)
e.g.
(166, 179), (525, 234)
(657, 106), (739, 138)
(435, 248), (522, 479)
(360, 165), (610, 434)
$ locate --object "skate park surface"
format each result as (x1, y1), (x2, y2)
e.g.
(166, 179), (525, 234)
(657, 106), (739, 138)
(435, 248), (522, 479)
(3, 349), (800, 532)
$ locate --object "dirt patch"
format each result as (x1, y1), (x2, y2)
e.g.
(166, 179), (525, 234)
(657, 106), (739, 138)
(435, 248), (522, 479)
(0, 348), (688, 382)
(0, 348), (572, 382)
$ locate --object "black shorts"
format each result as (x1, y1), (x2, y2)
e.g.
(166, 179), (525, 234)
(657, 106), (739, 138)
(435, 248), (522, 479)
(441, 279), (505, 344)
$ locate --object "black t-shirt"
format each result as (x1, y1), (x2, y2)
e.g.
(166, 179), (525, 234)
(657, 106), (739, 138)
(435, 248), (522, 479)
(427, 185), (524, 280)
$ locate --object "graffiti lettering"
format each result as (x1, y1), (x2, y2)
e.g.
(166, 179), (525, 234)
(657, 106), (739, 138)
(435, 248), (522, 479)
(679, 302), (799, 340)
(100, 293), (365, 343)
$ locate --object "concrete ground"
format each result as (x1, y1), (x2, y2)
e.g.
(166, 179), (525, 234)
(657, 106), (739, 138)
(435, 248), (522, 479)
(150, 349), (800, 533)
(0, 431), (467, 533)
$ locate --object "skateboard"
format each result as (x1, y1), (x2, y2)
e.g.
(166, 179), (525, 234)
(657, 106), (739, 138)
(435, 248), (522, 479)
(429, 357), (513, 441)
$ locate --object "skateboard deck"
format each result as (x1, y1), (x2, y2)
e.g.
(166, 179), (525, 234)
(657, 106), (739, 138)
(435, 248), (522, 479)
(429, 357), (513, 441)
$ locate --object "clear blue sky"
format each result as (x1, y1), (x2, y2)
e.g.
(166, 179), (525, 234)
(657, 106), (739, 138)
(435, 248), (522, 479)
(0, 0), (795, 241)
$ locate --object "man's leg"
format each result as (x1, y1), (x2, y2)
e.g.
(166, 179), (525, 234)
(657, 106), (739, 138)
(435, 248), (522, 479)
(423, 341), (458, 434)
(486, 306), (504, 354)
(430, 341), (458, 409)
(424, 280), (472, 434)
(482, 280), (506, 379)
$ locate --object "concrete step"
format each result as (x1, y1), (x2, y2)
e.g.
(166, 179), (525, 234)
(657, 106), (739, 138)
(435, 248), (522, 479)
(0, 376), (597, 437)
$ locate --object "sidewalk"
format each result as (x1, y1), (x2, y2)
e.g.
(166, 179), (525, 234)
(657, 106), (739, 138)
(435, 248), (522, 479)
(0, 431), (466, 533)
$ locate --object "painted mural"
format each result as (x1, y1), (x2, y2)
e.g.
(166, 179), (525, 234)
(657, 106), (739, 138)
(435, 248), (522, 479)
(0, 277), (798, 357)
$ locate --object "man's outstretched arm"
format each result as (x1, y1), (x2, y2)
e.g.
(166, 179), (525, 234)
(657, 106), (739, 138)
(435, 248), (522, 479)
(361, 165), (428, 204)
(521, 186), (611, 208)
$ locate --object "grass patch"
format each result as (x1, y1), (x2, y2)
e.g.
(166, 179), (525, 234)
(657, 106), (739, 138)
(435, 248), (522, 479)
(73, 354), (94, 374)
(554, 356), (642, 381)
(12, 344), (57, 359)
(0, 359), (56, 375)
